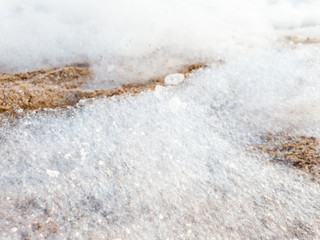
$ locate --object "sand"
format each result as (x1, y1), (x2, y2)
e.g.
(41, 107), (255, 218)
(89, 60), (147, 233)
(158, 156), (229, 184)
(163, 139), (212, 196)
(258, 133), (320, 178)
(0, 63), (203, 114)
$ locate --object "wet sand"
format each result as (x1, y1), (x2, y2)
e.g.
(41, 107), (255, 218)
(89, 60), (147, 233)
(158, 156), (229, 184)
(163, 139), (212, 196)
(258, 133), (320, 178)
(0, 63), (203, 114)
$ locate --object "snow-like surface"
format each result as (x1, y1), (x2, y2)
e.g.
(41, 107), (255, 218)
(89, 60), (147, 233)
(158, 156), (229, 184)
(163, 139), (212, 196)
(1, 0), (320, 239)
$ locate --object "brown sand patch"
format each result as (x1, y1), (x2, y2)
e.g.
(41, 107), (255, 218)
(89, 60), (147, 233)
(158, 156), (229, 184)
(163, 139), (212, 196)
(179, 63), (204, 75)
(286, 36), (320, 45)
(0, 63), (205, 114)
(258, 133), (320, 178)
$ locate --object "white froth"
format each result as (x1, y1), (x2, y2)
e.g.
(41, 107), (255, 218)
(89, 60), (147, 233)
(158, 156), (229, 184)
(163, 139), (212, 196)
(1, 0), (319, 85)
(164, 73), (185, 85)
(1, 0), (320, 239)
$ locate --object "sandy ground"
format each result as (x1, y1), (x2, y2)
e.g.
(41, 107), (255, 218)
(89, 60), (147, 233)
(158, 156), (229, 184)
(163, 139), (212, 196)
(285, 36), (320, 45)
(258, 133), (320, 179)
(0, 63), (203, 114)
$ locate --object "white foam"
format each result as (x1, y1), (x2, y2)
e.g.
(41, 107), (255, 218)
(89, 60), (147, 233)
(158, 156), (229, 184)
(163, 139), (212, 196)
(164, 73), (185, 85)
(1, 0), (319, 86)
(0, 0), (277, 84)
(1, 0), (320, 239)
(1, 45), (320, 239)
